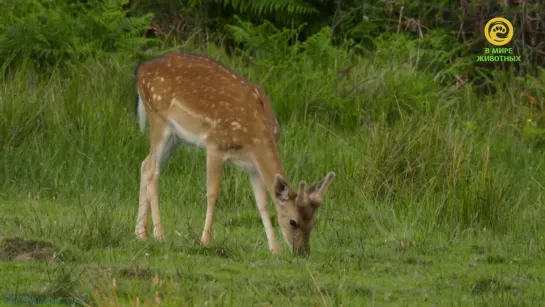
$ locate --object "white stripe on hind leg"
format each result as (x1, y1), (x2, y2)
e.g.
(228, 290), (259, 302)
(137, 91), (147, 132)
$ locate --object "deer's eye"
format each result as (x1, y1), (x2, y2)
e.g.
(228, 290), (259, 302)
(289, 219), (298, 229)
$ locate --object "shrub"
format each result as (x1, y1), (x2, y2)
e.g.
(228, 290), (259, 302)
(0, 0), (154, 71)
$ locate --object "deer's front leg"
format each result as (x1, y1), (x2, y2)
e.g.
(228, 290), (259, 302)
(201, 150), (224, 246)
(250, 173), (280, 255)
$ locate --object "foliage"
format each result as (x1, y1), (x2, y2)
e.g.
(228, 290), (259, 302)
(0, 0), (153, 70)
(2, 0), (543, 80)
(211, 0), (319, 15)
(224, 16), (302, 63)
(131, 0), (544, 79)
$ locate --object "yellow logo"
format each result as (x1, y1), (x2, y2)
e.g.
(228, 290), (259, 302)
(484, 17), (513, 46)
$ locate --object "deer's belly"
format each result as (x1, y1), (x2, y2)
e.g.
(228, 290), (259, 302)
(167, 99), (215, 148)
(168, 119), (207, 148)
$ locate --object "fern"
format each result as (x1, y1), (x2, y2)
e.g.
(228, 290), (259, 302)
(0, 0), (154, 70)
(215, 0), (318, 16)
(225, 16), (304, 64)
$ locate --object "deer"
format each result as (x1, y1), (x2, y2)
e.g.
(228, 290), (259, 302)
(133, 51), (335, 256)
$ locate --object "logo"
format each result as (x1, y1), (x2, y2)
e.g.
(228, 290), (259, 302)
(484, 17), (513, 46)
(476, 17), (520, 62)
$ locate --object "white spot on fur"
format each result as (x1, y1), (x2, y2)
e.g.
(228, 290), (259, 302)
(231, 122), (241, 130)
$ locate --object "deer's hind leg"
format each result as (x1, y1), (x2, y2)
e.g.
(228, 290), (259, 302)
(136, 154), (152, 240)
(136, 115), (180, 241)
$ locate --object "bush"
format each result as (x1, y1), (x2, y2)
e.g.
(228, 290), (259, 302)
(0, 0), (153, 71)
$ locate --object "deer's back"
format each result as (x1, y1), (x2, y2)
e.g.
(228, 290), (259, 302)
(136, 52), (280, 150)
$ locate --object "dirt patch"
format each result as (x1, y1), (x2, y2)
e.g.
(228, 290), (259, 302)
(0, 237), (59, 262)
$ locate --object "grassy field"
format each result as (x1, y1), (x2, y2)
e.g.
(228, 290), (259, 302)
(1, 41), (545, 306)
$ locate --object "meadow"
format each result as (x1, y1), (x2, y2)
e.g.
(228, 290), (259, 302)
(2, 28), (545, 306)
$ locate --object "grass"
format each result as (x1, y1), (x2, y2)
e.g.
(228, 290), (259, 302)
(1, 38), (545, 305)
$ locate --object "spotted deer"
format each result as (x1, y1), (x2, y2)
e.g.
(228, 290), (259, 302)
(133, 51), (335, 256)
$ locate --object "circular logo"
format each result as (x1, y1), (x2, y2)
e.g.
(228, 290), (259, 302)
(484, 17), (513, 46)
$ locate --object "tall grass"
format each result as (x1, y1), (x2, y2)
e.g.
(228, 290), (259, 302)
(1, 35), (545, 246)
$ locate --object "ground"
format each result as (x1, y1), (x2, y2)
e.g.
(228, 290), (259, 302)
(1, 195), (544, 306)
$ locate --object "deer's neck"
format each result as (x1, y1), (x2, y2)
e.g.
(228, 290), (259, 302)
(252, 140), (286, 195)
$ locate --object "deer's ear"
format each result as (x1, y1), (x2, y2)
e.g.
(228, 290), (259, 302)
(273, 174), (293, 203)
(307, 172), (336, 201)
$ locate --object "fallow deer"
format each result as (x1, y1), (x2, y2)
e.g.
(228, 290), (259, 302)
(133, 51), (335, 256)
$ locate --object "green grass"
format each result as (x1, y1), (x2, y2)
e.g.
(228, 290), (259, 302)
(1, 41), (545, 306)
